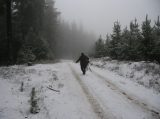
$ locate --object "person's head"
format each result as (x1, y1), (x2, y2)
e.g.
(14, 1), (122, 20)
(81, 52), (84, 56)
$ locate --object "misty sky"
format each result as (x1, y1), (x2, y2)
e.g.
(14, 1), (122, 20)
(55, 0), (160, 38)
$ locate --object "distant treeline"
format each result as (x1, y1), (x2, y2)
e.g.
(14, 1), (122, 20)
(95, 15), (160, 63)
(55, 20), (96, 59)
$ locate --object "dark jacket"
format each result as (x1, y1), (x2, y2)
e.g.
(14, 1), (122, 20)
(76, 54), (89, 66)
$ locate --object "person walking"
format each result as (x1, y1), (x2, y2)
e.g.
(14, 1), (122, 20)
(76, 53), (89, 75)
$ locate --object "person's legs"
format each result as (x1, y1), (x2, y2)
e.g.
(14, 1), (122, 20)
(83, 68), (85, 75)
(81, 65), (85, 75)
(83, 63), (88, 75)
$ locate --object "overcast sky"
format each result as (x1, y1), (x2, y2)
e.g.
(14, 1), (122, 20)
(55, 0), (160, 38)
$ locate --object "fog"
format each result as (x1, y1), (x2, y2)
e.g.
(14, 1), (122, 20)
(55, 20), (96, 59)
(55, 0), (160, 38)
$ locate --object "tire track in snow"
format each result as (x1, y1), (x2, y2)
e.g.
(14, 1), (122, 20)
(92, 69), (160, 119)
(69, 64), (115, 119)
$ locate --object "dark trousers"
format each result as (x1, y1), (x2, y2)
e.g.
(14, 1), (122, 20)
(80, 63), (88, 75)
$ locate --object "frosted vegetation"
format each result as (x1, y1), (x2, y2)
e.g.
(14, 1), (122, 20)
(91, 57), (160, 93)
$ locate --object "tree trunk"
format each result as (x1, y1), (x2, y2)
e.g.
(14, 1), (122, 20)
(6, 0), (13, 65)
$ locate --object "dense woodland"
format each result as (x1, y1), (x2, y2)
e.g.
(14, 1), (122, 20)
(95, 15), (160, 63)
(0, 0), (95, 65)
(0, 0), (59, 65)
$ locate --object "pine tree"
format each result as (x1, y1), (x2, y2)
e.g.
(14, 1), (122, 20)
(0, 0), (20, 65)
(128, 18), (142, 60)
(104, 34), (111, 56)
(95, 35), (105, 57)
(152, 16), (160, 63)
(111, 21), (121, 43)
(141, 15), (153, 60)
(0, 0), (7, 65)
(121, 27), (130, 60)
(153, 16), (160, 40)
(109, 21), (122, 59)
(6, 0), (13, 64)
(44, 0), (60, 58)
(0, 0), (5, 15)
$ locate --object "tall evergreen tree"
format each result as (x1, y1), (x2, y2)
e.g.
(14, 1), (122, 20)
(152, 16), (160, 62)
(44, 0), (60, 58)
(6, 0), (13, 64)
(104, 34), (111, 56)
(109, 21), (122, 59)
(141, 15), (153, 60)
(120, 27), (131, 60)
(153, 16), (160, 40)
(0, 0), (13, 65)
(0, 0), (7, 65)
(0, 0), (5, 15)
(95, 35), (105, 57)
(128, 18), (142, 60)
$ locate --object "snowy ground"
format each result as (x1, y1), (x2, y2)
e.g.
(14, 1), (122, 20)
(0, 60), (160, 119)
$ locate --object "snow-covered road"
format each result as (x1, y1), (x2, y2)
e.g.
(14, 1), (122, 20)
(0, 60), (160, 119)
(69, 62), (160, 119)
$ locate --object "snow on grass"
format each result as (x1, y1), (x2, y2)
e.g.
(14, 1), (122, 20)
(0, 63), (97, 119)
(0, 64), (59, 119)
(91, 57), (160, 93)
